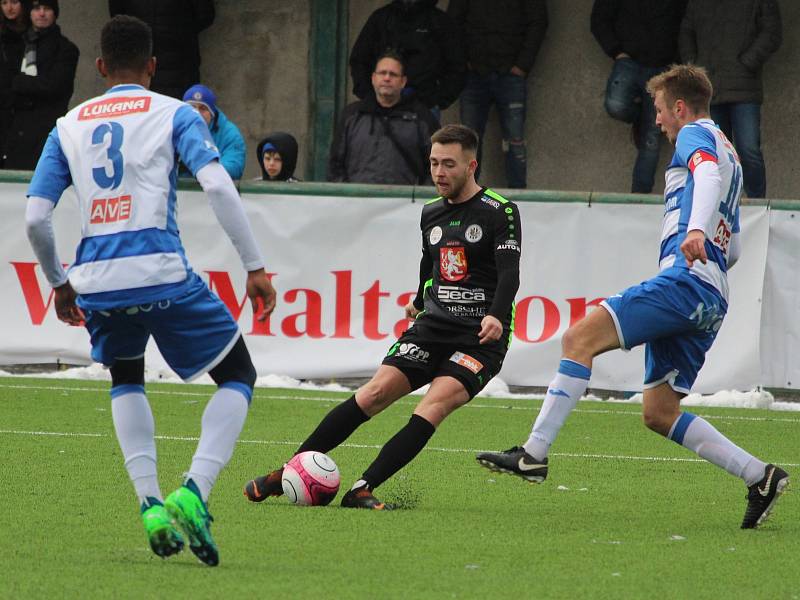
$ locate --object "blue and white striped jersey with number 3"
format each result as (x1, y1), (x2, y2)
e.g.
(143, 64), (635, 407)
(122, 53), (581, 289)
(28, 84), (220, 310)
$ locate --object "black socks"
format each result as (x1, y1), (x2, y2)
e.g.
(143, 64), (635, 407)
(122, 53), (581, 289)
(295, 395), (369, 455)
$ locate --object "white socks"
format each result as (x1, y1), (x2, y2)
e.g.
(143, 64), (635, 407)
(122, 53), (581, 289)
(523, 359), (591, 460)
(187, 386), (250, 501)
(111, 387), (161, 504)
(668, 412), (766, 486)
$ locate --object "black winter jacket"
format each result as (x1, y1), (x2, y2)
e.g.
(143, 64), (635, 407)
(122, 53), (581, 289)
(109, 0), (215, 99)
(349, 0), (466, 110)
(447, 0), (548, 76)
(328, 94), (439, 185)
(679, 0), (781, 105)
(0, 26), (25, 165)
(3, 24), (78, 170)
(590, 0), (687, 68)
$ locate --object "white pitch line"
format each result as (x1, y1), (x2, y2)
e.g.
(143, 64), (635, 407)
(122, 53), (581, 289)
(3, 382), (800, 425)
(1, 428), (798, 467)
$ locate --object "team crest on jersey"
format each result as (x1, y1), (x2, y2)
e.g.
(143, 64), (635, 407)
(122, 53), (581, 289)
(429, 225), (443, 245)
(465, 224), (482, 243)
(440, 247), (467, 281)
(78, 97), (151, 120)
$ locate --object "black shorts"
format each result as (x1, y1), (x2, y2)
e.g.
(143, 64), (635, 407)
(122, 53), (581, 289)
(381, 326), (508, 399)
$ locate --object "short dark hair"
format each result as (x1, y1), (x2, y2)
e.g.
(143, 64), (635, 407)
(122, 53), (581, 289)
(101, 15), (153, 74)
(430, 124), (479, 154)
(646, 64), (713, 114)
(374, 49), (405, 76)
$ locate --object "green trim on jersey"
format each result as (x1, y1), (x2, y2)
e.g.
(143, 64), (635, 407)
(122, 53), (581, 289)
(425, 196), (443, 205)
(507, 302), (517, 347)
(484, 188), (509, 204)
(423, 278), (433, 294)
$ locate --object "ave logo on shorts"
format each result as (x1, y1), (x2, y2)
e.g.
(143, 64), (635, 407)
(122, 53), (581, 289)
(429, 226), (443, 245)
(440, 247), (467, 282)
(449, 351), (483, 374)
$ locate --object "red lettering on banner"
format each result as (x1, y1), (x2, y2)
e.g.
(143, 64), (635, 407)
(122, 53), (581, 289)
(331, 270), (353, 338)
(12, 262), (57, 325)
(282, 289), (324, 338)
(567, 297), (605, 326)
(361, 281), (390, 340)
(206, 270), (276, 336)
(394, 292), (417, 338)
(514, 296), (560, 343)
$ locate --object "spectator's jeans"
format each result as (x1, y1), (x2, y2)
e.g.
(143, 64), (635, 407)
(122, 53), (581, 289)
(604, 58), (664, 193)
(711, 103), (765, 198)
(459, 71), (527, 188)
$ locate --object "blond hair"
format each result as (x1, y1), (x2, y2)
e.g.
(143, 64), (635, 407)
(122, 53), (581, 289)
(646, 64), (713, 114)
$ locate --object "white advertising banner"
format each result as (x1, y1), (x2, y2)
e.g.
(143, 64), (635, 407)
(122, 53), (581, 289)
(0, 183), (789, 392)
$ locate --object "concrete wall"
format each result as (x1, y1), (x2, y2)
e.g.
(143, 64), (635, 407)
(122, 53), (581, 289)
(60, 0), (798, 197)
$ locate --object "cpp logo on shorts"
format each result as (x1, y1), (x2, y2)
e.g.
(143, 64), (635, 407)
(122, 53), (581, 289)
(389, 342), (430, 363)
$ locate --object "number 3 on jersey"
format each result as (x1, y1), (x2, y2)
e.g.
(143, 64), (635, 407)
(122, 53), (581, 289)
(92, 122), (124, 189)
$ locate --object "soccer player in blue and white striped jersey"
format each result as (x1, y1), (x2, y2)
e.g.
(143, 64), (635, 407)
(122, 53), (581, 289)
(24, 16), (276, 564)
(477, 64), (787, 530)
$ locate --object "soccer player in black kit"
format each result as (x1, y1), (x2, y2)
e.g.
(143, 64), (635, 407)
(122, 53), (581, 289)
(243, 124), (522, 509)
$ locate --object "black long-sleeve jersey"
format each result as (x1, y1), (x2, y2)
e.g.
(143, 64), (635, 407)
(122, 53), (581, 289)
(411, 187), (522, 347)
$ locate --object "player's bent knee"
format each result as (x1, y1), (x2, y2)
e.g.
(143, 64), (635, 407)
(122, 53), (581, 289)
(209, 336), (257, 390)
(110, 357), (145, 387)
(641, 409), (671, 436)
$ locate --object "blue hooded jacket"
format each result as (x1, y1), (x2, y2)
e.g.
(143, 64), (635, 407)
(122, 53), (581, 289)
(210, 109), (246, 180)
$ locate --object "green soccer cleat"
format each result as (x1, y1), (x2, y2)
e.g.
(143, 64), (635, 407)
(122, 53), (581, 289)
(164, 479), (219, 567)
(141, 499), (184, 559)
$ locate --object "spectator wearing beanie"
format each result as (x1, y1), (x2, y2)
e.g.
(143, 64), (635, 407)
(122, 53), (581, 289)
(256, 132), (300, 182)
(182, 83), (246, 180)
(3, 0), (78, 170)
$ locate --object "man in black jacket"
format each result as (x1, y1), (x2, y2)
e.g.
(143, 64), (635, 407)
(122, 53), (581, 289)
(3, 0), (77, 170)
(591, 0), (687, 193)
(448, 0), (548, 189)
(680, 0), (782, 198)
(329, 51), (439, 185)
(109, 0), (215, 99)
(349, 0), (465, 120)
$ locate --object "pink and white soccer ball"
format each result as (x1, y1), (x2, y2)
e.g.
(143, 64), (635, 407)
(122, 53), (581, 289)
(281, 451), (340, 506)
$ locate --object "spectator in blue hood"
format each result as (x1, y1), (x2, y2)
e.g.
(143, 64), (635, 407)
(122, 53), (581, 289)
(182, 83), (246, 180)
(256, 132), (299, 182)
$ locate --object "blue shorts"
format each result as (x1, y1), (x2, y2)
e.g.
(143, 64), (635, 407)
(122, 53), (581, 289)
(601, 267), (728, 394)
(84, 275), (241, 381)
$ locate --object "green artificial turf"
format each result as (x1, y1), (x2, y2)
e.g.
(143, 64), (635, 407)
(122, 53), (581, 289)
(1, 377), (798, 599)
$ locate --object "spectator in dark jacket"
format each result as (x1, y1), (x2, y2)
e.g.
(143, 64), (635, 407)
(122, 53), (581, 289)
(591, 0), (687, 194)
(349, 0), (465, 120)
(3, 0), (77, 170)
(680, 0), (781, 198)
(330, 51), (439, 185)
(0, 0), (30, 167)
(257, 132), (300, 182)
(448, 0), (548, 189)
(109, 0), (214, 99)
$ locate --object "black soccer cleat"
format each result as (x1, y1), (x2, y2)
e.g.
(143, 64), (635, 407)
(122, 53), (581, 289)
(340, 485), (392, 510)
(741, 464), (789, 529)
(243, 467), (284, 503)
(476, 446), (549, 483)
